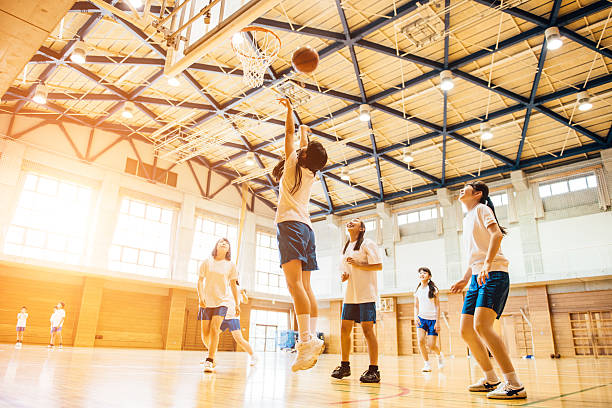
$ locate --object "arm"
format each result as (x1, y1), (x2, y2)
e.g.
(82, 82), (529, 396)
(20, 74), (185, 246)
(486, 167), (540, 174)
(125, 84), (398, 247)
(231, 280), (240, 316)
(434, 295), (441, 333)
(279, 98), (294, 158)
(414, 296), (420, 326)
(479, 223), (504, 285)
(299, 125), (309, 148)
(346, 262), (382, 271)
(197, 276), (205, 308)
(450, 266), (472, 293)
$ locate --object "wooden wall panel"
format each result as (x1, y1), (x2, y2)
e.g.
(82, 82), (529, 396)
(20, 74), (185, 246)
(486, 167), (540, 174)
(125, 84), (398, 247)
(94, 289), (168, 349)
(0, 275), (82, 345)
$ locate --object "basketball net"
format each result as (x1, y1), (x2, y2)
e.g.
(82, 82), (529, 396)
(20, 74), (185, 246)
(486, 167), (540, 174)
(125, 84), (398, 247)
(232, 26), (281, 88)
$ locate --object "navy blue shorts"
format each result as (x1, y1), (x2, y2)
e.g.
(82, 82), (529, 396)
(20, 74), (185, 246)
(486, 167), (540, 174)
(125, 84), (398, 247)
(16, 327), (25, 332)
(417, 317), (438, 336)
(341, 302), (376, 323)
(220, 319), (240, 332)
(197, 306), (228, 321)
(461, 271), (509, 319)
(276, 221), (318, 271)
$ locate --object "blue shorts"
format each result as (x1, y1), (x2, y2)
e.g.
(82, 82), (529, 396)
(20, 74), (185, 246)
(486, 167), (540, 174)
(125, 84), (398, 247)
(418, 318), (438, 336)
(197, 306), (228, 321)
(461, 271), (509, 319)
(220, 319), (240, 332)
(276, 221), (318, 271)
(341, 302), (376, 323)
(51, 327), (62, 333)
(16, 327), (25, 332)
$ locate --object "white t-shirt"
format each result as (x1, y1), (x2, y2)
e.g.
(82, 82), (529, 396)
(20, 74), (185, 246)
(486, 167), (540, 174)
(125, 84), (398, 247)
(415, 285), (438, 320)
(275, 150), (316, 228)
(51, 309), (66, 327)
(17, 312), (28, 327)
(463, 203), (509, 274)
(199, 257), (238, 308)
(341, 238), (382, 304)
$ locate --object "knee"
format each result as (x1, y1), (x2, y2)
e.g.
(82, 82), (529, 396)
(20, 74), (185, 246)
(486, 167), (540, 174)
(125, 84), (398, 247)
(473, 320), (488, 336)
(362, 326), (375, 338)
(460, 324), (475, 341)
(285, 279), (304, 293)
(341, 325), (352, 336)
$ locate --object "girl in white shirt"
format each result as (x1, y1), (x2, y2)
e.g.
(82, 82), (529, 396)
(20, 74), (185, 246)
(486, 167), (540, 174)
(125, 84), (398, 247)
(451, 181), (526, 400)
(197, 238), (240, 373)
(331, 218), (382, 383)
(272, 98), (328, 372)
(414, 267), (443, 372)
(15, 306), (28, 349)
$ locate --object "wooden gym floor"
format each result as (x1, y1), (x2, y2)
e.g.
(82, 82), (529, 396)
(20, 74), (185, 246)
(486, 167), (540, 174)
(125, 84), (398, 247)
(0, 345), (610, 407)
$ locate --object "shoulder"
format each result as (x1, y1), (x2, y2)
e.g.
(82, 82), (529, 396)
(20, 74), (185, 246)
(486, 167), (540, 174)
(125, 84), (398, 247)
(286, 150), (298, 166)
(476, 203), (493, 216)
(361, 238), (378, 249)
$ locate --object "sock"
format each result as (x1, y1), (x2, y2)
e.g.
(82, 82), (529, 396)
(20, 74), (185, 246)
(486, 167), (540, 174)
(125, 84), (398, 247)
(310, 316), (318, 337)
(341, 361), (350, 368)
(369, 365), (378, 372)
(297, 314), (311, 342)
(503, 371), (521, 388)
(206, 357), (214, 363)
(484, 369), (499, 383)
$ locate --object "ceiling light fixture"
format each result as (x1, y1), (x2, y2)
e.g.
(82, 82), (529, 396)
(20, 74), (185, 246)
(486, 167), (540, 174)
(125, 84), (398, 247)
(439, 70), (454, 91)
(167, 76), (180, 87)
(70, 41), (87, 64)
(545, 27), (562, 50)
(402, 148), (414, 163)
(480, 122), (493, 140)
(245, 152), (255, 166)
(577, 91), (592, 111)
(359, 104), (371, 122)
(122, 102), (134, 119)
(33, 83), (47, 105)
(340, 168), (350, 181)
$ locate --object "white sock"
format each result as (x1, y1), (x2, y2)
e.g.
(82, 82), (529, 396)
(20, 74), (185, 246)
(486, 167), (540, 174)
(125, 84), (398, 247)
(310, 317), (317, 337)
(484, 369), (499, 383)
(297, 314), (311, 342)
(503, 371), (521, 388)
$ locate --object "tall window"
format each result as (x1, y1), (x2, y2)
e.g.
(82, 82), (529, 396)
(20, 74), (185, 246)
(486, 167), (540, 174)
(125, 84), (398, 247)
(539, 174), (597, 197)
(249, 309), (290, 352)
(109, 197), (174, 278)
(188, 216), (237, 282)
(3, 173), (93, 264)
(255, 231), (285, 294)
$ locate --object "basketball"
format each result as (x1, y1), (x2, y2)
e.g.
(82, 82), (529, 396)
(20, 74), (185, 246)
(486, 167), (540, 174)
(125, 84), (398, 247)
(292, 46), (319, 74)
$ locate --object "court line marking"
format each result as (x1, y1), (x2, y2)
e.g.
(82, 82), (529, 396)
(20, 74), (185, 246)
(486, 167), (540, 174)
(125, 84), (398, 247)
(329, 382), (410, 405)
(520, 382), (611, 406)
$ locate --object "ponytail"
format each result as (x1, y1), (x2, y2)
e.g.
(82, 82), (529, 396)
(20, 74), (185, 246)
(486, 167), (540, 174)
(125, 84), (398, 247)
(416, 267), (438, 299)
(468, 181), (507, 235)
(273, 142), (327, 195)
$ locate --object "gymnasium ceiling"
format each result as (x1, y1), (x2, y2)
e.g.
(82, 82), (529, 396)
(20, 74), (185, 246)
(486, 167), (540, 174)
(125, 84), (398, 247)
(1, 0), (611, 217)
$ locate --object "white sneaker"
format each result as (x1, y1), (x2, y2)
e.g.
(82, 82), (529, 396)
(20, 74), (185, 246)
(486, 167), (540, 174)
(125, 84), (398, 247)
(437, 353), (444, 369)
(487, 381), (527, 399)
(203, 360), (215, 373)
(249, 354), (259, 366)
(15, 343), (21, 349)
(200, 355), (206, 364)
(58, 345), (63, 350)
(468, 377), (501, 392)
(422, 361), (432, 372)
(291, 337), (324, 372)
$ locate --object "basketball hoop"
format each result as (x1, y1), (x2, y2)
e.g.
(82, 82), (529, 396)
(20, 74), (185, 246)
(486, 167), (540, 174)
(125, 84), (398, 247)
(232, 26), (281, 88)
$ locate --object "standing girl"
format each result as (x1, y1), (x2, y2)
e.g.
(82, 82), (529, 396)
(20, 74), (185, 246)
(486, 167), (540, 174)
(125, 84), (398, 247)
(197, 238), (240, 373)
(331, 218), (382, 383)
(451, 181), (526, 399)
(15, 306), (28, 349)
(273, 98), (328, 371)
(414, 267), (444, 372)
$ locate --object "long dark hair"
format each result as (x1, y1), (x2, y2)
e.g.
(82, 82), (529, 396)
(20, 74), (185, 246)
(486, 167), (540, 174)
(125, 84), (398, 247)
(272, 140), (328, 194)
(416, 267), (438, 299)
(467, 180), (507, 235)
(343, 219), (365, 254)
(211, 238), (231, 261)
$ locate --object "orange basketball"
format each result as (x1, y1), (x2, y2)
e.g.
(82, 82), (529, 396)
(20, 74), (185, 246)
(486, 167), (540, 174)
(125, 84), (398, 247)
(292, 46), (319, 74)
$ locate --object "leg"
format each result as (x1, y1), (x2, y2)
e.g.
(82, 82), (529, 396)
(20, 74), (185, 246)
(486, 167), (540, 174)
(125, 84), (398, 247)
(282, 259), (311, 340)
(417, 328), (429, 362)
(428, 335), (441, 356)
(50, 331), (55, 346)
(301, 269), (318, 320)
(361, 321), (378, 366)
(57, 330), (62, 346)
(231, 330), (254, 356)
(200, 320), (210, 348)
(340, 319), (354, 362)
(207, 315), (224, 360)
(473, 307), (516, 378)
(460, 314), (495, 374)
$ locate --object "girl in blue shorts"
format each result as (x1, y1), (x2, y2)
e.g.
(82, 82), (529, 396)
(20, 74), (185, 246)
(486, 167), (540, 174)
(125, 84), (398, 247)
(414, 267), (443, 372)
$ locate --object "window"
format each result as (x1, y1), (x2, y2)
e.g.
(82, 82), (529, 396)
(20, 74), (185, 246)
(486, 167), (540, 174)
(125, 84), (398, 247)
(188, 216), (238, 282)
(4, 173), (93, 264)
(249, 309), (290, 352)
(397, 207), (441, 225)
(362, 219), (376, 231)
(539, 174), (597, 198)
(109, 197), (175, 278)
(490, 192), (508, 207)
(255, 231), (285, 294)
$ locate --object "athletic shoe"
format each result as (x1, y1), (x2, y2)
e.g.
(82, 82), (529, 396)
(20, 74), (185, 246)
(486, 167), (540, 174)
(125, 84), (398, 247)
(291, 337), (324, 372)
(15, 343), (21, 349)
(331, 365), (351, 379)
(422, 361), (432, 372)
(58, 345), (63, 350)
(468, 378), (501, 392)
(249, 354), (259, 366)
(48, 345), (54, 350)
(487, 382), (527, 399)
(203, 361), (215, 373)
(437, 353), (445, 369)
(360, 369), (380, 383)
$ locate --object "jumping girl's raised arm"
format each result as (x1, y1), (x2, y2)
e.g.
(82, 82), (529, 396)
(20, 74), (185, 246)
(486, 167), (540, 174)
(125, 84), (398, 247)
(279, 98), (294, 158)
(299, 125), (309, 149)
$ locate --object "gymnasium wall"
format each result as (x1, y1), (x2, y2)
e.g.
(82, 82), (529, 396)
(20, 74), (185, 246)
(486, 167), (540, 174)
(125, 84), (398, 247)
(0, 261), (292, 349)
